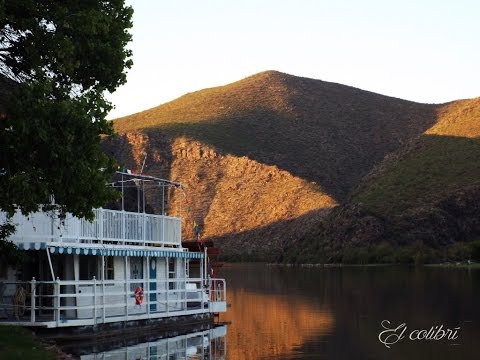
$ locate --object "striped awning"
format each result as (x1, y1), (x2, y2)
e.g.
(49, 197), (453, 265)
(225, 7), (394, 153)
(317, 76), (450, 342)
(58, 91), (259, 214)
(16, 242), (203, 259)
(17, 242), (47, 251)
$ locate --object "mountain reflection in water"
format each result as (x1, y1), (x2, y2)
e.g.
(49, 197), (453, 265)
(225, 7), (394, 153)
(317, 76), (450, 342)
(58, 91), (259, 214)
(218, 264), (335, 360)
(221, 289), (334, 360)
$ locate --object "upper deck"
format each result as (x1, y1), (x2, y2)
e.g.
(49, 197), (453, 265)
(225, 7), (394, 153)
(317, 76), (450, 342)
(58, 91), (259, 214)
(1, 171), (186, 250)
(1, 208), (182, 249)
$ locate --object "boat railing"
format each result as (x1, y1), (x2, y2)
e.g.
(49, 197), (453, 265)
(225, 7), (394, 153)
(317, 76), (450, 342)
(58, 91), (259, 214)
(207, 278), (227, 313)
(1, 208), (182, 248)
(0, 276), (226, 327)
(208, 278), (226, 302)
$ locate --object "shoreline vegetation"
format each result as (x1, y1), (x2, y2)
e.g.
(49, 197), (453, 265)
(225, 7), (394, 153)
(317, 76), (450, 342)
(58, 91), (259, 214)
(223, 259), (480, 268)
(266, 262), (480, 269)
(220, 239), (480, 265)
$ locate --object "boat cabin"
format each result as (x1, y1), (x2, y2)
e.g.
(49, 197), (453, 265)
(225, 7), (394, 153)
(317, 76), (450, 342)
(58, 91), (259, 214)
(0, 171), (226, 328)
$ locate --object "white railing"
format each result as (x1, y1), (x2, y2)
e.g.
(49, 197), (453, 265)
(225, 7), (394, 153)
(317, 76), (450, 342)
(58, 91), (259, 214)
(209, 279), (226, 302)
(0, 277), (226, 327)
(0, 209), (182, 247)
(208, 278), (227, 313)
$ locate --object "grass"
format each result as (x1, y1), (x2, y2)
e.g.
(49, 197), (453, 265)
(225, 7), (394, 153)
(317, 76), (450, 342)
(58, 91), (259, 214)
(0, 325), (55, 359)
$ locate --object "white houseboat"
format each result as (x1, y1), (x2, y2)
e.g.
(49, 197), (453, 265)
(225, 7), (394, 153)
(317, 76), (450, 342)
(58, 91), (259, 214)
(0, 171), (226, 329)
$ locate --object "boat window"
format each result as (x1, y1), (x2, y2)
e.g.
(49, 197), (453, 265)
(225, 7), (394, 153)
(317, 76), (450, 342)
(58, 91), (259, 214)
(104, 257), (114, 280)
(80, 256), (98, 280)
(130, 257), (144, 291)
(130, 257), (143, 279)
(168, 257), (176, 290)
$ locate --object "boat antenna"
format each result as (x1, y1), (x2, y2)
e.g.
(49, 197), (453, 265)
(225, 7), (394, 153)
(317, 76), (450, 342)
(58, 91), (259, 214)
(140, 152), (147, 175)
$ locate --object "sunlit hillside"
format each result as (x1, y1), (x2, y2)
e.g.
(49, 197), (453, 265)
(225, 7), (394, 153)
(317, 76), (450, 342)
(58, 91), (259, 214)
(107, 71), (438, 260)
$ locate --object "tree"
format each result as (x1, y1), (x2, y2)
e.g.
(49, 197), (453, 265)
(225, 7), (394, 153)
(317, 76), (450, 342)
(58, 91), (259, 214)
(0, 1), (133, 263)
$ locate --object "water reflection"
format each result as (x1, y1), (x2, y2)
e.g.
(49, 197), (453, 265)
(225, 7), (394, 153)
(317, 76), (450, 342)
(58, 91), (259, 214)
(219, 264), (335, 359)
(219, 264), (480, 360)
(221, 289), (334, 360)
(79, 325), (227, 360)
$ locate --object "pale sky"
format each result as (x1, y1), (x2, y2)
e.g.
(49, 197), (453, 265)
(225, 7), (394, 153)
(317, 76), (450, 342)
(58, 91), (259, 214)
(107, 0), (480, 119)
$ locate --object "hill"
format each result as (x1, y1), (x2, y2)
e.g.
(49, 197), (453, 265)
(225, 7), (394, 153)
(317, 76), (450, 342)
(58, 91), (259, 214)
(109, 71), (440, 261)
(284, 97), (480, 264)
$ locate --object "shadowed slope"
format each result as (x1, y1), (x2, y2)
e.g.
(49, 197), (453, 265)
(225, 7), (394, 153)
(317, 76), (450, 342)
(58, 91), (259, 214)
(284, 98), (480, 263)
(352, 98), (480, 214)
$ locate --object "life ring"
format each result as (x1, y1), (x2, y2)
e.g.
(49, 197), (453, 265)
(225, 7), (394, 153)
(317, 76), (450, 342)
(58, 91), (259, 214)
(134, 287), (144, 305)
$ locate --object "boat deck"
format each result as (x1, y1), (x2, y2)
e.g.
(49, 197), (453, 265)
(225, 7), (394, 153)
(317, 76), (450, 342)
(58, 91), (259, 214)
(0, 278), (226, 328)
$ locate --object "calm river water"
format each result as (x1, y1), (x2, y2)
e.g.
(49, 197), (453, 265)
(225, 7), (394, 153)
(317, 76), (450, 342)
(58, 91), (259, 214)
(219, 264), (479, 360)
(76, 264), (479, 359)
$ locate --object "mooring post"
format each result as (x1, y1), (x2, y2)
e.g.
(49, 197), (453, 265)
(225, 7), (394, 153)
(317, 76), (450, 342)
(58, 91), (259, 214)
(55, 277), (60, 327)
(30, 277), (36, 324)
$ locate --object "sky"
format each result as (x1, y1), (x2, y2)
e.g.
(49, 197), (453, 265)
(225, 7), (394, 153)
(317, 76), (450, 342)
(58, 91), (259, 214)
(107, 0), (480, 119)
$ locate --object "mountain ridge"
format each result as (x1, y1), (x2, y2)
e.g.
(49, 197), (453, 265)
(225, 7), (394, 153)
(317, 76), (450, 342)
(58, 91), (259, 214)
(116, 70), (452, 123)
(107, 71), (479, 261)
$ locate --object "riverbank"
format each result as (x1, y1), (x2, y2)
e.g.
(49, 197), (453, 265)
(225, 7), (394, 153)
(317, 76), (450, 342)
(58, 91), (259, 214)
(267, 261), (480, 268)
(0, 325), (59, 359)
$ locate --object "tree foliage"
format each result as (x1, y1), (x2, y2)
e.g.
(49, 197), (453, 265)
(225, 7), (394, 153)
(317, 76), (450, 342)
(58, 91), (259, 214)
(0, 1), (133, 261)
(0, 0), (133, 91)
